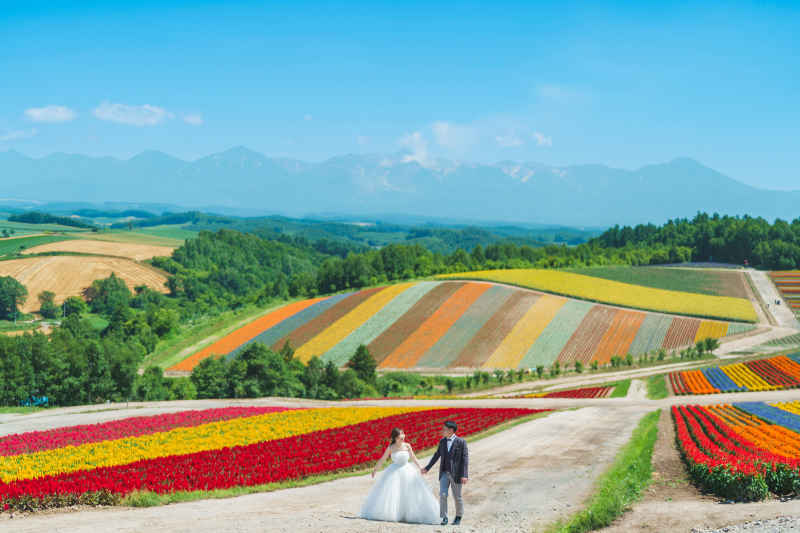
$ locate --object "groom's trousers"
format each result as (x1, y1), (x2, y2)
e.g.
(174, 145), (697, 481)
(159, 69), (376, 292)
(439, 472), (464, 518)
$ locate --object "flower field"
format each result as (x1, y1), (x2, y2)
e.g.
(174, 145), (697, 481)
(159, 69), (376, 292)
(438, 269), (758, 323)
(518, 386), (614, 399)
(669, 354), (800, 394)
(673, 401), (800, 500)
(770, 271), (800, 310)
(171, 280), (756, 371)
(0, 405), (538, 510)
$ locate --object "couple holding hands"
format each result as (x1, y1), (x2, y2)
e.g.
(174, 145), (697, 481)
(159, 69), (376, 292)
(360, 420), (469, 526)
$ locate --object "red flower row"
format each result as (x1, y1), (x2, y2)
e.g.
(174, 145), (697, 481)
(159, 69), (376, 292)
(673, 405), (800, 500)
(0, 406), (297, 457)
(538, 387), (613, 399)
(0, 408), (539, 506)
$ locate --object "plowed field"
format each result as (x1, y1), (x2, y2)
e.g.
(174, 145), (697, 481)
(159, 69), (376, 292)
(0, 256), (169, 312)
(23, 239), (176, 260)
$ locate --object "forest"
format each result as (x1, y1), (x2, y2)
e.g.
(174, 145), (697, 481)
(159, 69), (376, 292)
(2, 211), (796, 406)
(594, 212), (800, 269)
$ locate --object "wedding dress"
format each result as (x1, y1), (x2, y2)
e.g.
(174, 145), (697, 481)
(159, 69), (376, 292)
(360, 450), (441, 524)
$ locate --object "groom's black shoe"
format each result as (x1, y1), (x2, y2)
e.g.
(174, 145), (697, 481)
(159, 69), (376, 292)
(441, 517), (448, 525)
(453, 516), (461, 525)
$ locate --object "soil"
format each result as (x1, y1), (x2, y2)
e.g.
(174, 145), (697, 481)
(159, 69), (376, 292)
(22, 240), (175, 261)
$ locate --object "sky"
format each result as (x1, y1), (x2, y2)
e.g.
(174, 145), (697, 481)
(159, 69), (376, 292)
(1, 1), (799, 190)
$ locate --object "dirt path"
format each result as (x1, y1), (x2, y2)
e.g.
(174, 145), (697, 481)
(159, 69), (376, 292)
(748, 270), (800, 330)
(2, 406), (649, 533)
(627, 379), (647, 400)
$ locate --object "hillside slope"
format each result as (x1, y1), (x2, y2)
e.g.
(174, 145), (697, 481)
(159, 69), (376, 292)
(169, 281), (755, 371)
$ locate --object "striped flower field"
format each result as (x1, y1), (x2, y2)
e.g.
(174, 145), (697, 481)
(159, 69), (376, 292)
(770, 271), (800, 311)
(669, 354), (800, 394)
(674, 401), (800, 500)
(0, 405), (537, 510)
(170, 280), (757, 372)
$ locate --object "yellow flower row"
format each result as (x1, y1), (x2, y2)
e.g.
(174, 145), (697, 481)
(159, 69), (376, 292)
(773, 401), (800, 416)
(720, 364), (778, 392)
(295, 283), (414, 363)
(1, 407), (431, 483)
(437, 270), (757, 323)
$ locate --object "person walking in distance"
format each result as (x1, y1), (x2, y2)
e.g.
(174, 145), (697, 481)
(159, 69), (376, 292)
(421, 420), (468, 525)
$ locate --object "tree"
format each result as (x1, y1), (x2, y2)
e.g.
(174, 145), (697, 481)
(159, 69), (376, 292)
(0, 276), (28, 317)
(574, 360), (584, 374)
(63, 295), (88, 316)
(493, 369), (504, 383)
(280, 339), (295, 363)
(82, 273), (132, 315)
(445, 377), (455, 393)
(191, 356), (229, 399)
(536, 365), (545, 378)
(125, 221), (134, 231)
(346, 344), (377, 385)
(135, 365), (169, 401)
(37, 290), (58, 319)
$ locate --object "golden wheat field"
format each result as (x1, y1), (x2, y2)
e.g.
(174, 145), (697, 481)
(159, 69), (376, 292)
(0, 256), (169, 312)
(22, 239), (175, 261)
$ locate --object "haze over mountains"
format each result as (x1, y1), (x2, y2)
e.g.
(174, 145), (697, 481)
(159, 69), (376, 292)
(2, 147), (798, 227)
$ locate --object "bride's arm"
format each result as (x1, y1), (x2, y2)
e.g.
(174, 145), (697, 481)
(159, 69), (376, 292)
(407, 445), (423, 470)
(371, 446), (392, 478)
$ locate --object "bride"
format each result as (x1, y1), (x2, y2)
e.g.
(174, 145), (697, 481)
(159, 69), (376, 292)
(360, 428), (440, 524)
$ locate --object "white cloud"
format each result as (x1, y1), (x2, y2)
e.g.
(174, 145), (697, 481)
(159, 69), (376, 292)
(430, 121), (478, 150)
(356, 134), (370, 146)
(24, 105), (77, 123)
(0, 128), (37, 150)
(1, 130), (26, 142)
(303, 114), (313, 122)
(93, 101), (173, 126)
(495, 132), (524, 147)
(183, 112), (203, 126)
(398, 132), (428, 165)
(532, 131), (553, 147)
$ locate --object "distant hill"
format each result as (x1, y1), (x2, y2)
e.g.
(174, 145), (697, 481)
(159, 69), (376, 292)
(2, 147), (799, 226)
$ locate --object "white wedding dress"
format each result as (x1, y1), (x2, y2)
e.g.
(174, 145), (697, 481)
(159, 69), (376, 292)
(360, 450), (441, 524)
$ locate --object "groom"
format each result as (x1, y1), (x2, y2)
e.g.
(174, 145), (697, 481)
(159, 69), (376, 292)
(421, 420), (468, 526)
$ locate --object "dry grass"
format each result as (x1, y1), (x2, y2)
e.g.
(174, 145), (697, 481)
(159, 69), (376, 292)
(0, 256), (169, 312)
(22, 239), (175, 261)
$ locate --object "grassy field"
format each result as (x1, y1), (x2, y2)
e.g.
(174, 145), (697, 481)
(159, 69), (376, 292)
(137, 226), (198, 242)
(645, 374), (668, 399)
(0, 220), (92, 233)
(68, 230), (187, 247)
(0, 235), (75, 257)
(560, 266), (750, 299)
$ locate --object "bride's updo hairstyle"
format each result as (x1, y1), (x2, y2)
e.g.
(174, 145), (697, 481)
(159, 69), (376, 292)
(390, 428), (403, 445)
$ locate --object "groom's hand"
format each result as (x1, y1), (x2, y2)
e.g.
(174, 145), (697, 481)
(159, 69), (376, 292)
(461, 477), (468, 484)
(421, 468), (428, 475)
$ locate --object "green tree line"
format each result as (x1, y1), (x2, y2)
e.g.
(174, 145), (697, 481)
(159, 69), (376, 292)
(594, 212), (800, 269)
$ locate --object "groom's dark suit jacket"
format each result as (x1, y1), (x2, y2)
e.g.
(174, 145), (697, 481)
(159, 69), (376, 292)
(425, 436), (469, 482)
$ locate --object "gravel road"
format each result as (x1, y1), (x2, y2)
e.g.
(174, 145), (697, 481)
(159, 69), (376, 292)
(695, 516), (800, 532)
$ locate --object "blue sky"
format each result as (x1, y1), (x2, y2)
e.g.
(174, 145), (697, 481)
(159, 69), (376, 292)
(2, 1), (799, 190)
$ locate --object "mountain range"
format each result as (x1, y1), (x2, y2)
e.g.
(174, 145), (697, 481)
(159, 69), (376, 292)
(2, 146), (798, 227)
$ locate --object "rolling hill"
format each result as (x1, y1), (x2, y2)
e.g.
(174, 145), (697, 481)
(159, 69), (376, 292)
(169, 280), (756, 372)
